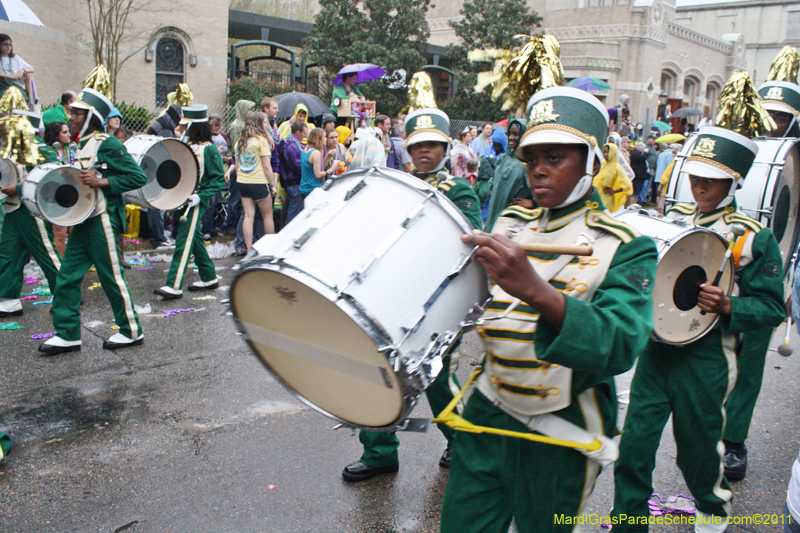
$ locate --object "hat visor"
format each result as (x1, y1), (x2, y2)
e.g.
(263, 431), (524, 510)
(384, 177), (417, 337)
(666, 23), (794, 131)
(516, 129), (588, 161)
(763, 101), (798, 116)
(180, 117), (208, 125)
(682, 159), (736, 181)
(405, 130), (449, 149)
(69, 101), (91, 111)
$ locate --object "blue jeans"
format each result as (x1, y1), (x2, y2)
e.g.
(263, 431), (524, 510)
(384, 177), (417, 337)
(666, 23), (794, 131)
(148, 208), (166, 248)
(785, 504), (800, 533)
(638, 176), (653, 203)
(226, 172), (241, 228)
(283, 183), (303, 224)
(201, 192), (222, 236)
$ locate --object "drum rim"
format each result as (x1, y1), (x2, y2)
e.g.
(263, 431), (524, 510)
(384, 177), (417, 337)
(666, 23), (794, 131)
(124, 135), (200, 211)
(0, 158), (18, 199)
(22, 163), (96, 225)
(230, 258), (423, 430)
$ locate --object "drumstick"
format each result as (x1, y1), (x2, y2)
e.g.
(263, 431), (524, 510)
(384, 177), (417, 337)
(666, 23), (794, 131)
(779, 316), (794, 357)
(700, 223), (746, 316)
(520, 243), (593, 256)
(179, 204), (192, 223)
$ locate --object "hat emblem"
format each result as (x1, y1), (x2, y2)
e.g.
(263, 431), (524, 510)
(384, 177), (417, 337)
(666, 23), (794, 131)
(527, 100), (560, 128)
(692, 138), (717, 159)
(765, 87), (784, 100)
(414, 115), (435, 130)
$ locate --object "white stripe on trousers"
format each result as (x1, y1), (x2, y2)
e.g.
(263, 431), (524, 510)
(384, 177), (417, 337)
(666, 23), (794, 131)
(710, 334), (738, 514)
(172, 205), (200, 290)
(35, 218), (61, 270)
(574, 388), (603, 533)
(100, 212), (139, 339)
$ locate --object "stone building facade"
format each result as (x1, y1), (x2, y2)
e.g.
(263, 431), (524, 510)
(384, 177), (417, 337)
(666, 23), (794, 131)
(0, 0), (229, 109)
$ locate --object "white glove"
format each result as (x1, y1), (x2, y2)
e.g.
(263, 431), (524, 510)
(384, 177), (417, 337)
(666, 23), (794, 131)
(187, 194), (200, 208)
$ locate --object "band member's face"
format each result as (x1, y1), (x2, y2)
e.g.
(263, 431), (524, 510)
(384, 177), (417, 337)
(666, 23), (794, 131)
(521, 143), (589, 208)
(297, 111), (307, 122)
(409, 141), (446, 173)
(767, 110), (792, 138)
(507, 124), (521, 150)
(58, 124), (70, 145)
(69, 108), (87, 133)
(689, 175), (732, 213)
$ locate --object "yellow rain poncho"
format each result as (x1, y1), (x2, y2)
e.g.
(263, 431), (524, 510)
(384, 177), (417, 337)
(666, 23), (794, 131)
(277, 103), (316, 140)
(593, 143), (632, 213)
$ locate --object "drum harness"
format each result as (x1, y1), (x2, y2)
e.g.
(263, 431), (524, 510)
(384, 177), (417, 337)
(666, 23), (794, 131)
(433, 225), (621, 467)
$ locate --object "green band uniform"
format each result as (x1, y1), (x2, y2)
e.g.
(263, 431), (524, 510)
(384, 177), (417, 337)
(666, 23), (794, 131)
(485, 118), (533, 231)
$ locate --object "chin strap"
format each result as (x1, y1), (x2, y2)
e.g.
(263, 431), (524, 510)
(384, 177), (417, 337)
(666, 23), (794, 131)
(718, 177), (742, 208)
(555, 174), (593, 209)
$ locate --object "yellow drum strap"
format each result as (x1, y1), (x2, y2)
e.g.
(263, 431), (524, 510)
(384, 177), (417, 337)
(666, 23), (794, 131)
(732, 228), (750, 269)
(431, 366), (603, 452)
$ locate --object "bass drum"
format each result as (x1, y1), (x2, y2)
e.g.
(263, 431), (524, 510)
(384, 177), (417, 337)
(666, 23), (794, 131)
(613, 208), (734, 346)
(230, 167), (490, 430)
(0, 158), (18, 200)
(21, 163), (97, 225)
(666, 136), (800, 276)
(124, 135), (198, 210)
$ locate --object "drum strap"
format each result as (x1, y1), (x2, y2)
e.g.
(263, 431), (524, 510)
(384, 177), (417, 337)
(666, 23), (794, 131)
(732, 228), (750, 269)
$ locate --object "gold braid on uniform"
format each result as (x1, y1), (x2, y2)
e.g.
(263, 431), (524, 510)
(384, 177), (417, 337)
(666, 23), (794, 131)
(0, 86), (28, 112)
(715, 70), (776, 137)
(684, 156), (741, 181)
(521, 123), (597, 148)
(765, 46), (800, 83)
(406, 128), (452, 144)
(470, 35), (564, 113)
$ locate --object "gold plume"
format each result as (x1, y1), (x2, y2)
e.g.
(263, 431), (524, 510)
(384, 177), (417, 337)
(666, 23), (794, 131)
(83, 65), (113, 99)
(402, 72), (437, 113)
(715, 70), (776, 137)
(471, 35), (563, 112)
(0, 86), (29, 113)
(0, 115), (40, 166)
(765, 46), (800, 83)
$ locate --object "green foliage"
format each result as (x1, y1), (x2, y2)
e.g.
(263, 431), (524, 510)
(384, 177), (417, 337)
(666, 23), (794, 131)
(441, 0), (542, 120)
(227, 77), (299, 107)
(116, 101), (153, 132)
(303, 0), (430, 116)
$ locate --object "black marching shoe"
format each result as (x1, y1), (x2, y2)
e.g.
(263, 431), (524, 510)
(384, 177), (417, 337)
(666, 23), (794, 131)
(342, 461), (399, 482)
(38, 336), (82, 356)
(103, 333), (144, 350)
(439, 447), (452, 468)
(723, 440), (747, 482)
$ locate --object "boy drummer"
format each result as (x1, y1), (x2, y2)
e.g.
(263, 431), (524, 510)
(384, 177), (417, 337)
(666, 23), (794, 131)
(439, 87), (658, 532)
(612, 127), (785, 532)
(341, 108), (481, 482)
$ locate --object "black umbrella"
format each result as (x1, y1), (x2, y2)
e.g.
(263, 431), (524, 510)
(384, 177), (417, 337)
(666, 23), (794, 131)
(274, 92), (330, 119)
(671, 107), (702, 118)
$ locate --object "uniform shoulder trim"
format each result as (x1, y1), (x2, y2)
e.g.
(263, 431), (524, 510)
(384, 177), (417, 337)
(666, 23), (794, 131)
(95, 133), (110, 141)
(586, 210), (641, 244)
(723, 212), (763, 233)
(499, 205), (542, 222)
(667, 202), (697, 216)
(437, 179), (457, 192)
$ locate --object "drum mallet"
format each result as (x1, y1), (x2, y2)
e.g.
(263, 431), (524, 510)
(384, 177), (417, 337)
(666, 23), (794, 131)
(700, 223), (746, 316)
(520, 243), (594, 256)
(179, 204), (192, 223)
(778, 316), (794, 356)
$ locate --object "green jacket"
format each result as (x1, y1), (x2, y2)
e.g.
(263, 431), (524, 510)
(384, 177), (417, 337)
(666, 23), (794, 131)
(415, 170), (482, 229)
(330, 84), (365, 113)
(196, 143), (225, 208)
(79, 132), (147, 233)
(485, 119), (533, 231)
(42, 104), (68, 126)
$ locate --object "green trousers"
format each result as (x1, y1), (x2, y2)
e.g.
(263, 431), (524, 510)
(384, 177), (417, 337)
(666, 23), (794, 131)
(165, 204), (216, 290)
(724, 327), (773, 443)
(51, 213), (142, 341)
(440, 389), (604, 533)
(358, 353), (456, 467)
(612, 339), (736, 531)
(0, 208), (61, 298)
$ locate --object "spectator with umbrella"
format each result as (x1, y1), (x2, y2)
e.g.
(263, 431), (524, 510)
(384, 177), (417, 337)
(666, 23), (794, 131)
(329, 63), (386, 123)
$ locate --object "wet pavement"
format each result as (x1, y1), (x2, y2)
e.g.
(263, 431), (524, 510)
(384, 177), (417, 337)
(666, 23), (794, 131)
(1, 252), (799, 532)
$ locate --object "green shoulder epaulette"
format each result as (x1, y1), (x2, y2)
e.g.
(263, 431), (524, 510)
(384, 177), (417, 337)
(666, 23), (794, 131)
(499, 205), (542, 222)
(586, 210), (641, 244)
(667, 202), (697, 216)
(723, 211), (763, 233)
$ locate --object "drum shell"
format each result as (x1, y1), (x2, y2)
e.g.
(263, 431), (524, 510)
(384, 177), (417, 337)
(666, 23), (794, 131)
(124, 135), (199, 211)
(21, 163), (97, 226)
(666, 136), (800, 279)
(230, 167), (490, 429)
(613, 208), (734, 346)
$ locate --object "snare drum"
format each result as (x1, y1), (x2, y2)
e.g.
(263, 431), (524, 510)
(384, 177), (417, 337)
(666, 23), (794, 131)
(613, 208), (734, 346)
(21, 163), (98, 226)
(0, 158), (18, 200)
(666, 136), (800, 275)
(124, 135), (199, 210)
(230, 167), (490, 430)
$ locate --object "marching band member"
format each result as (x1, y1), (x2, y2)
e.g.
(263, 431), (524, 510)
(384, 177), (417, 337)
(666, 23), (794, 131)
(439, 87), (658, 532)
(38, 84), (147, 355)
(612, 127), (785, 532)
(717, 80), (800, 480)
(0, 110), (61, 318)
(341, 108), (481, 482)
(154, 105), (224, 300)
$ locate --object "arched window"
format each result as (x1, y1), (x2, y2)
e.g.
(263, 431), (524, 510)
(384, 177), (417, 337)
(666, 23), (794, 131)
(155, 38), (184, 106)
